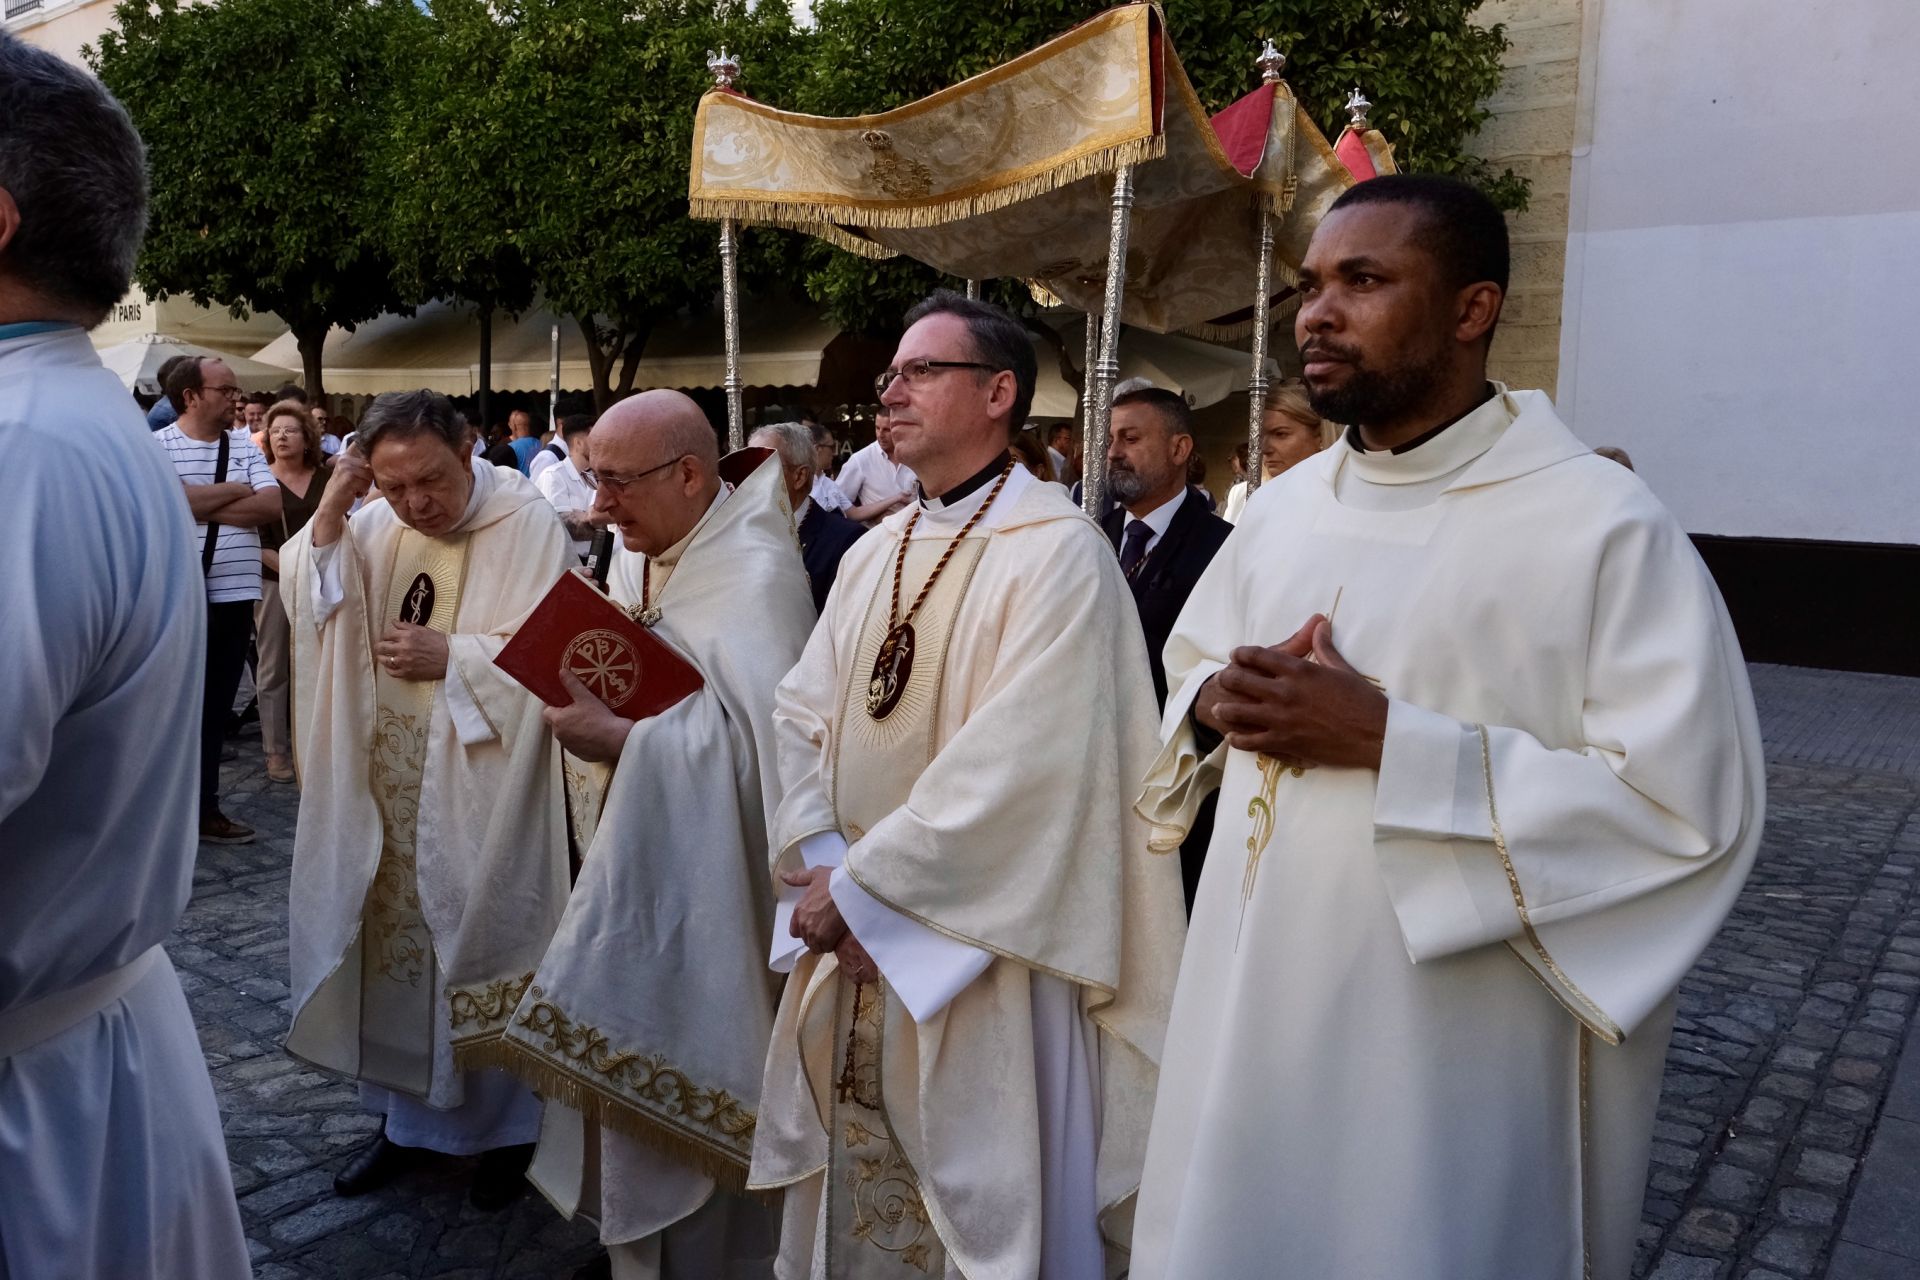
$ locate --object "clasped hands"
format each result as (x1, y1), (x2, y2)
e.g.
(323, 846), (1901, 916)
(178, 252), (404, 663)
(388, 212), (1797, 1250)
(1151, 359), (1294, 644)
(1193, 613), (1389, 772)
(780, 866), (878, 984)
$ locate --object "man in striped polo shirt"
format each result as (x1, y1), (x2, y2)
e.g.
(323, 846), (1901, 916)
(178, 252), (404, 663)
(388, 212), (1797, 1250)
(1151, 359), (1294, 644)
(154, 355), (281, 843)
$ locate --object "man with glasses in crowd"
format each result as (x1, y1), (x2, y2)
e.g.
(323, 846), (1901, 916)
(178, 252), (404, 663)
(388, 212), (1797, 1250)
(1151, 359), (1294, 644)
(154, 354), (282, 844)
(753, 291), (1184, 1279)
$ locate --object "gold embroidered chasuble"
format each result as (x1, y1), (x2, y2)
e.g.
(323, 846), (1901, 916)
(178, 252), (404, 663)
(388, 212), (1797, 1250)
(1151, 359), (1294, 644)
(496, 459), (816, 1249)
(281, 461), (575, 1108)
(1128, 391), (1765, 1280)
(751, 469), (1186, 1280)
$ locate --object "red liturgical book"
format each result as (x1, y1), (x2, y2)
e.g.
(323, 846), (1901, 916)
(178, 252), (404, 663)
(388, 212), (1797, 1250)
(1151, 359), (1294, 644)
(494, 569), (704, 718)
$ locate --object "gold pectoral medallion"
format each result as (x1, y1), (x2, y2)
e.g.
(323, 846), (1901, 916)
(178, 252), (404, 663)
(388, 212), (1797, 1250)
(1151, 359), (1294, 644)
(866, 623), (915, 721)
(358, 527), (469, 1095)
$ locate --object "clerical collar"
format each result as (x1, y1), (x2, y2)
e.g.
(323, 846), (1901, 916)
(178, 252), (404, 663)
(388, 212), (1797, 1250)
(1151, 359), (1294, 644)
(0, 321), (80, 342)
(1341, 384), (1515, 488)
(922, 451), (1012, 511)
(1345, 383), (1498, 456)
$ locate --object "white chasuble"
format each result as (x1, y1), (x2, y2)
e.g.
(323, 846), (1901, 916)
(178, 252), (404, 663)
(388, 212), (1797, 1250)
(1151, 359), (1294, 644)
(1129, 389), (1766, 1280)
(505, 457), (815, 1253)
(282, 460), (574, 1109)
(751, 467), (1187, 1280)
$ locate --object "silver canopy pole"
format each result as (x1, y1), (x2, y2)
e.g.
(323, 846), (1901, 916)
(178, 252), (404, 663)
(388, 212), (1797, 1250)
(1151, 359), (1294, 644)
(1246, 217), (1275, 494)
(548, 322), (560, 436)
(1245, 38), (1288, 495)
(1080, 164), (1136, 517)
(720, 217), (744, 451)
(708, 47), (746, 450)
(965, 278), (982, 300)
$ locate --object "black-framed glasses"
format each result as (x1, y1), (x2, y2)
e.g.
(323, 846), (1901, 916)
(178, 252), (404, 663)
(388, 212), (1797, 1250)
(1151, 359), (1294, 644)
(584, 454), (686, 493)
(874, 359), (1001, 399)
(200, 383), (243, 398)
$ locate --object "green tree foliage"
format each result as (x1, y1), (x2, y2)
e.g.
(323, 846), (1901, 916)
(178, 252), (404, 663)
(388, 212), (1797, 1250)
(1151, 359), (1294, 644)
(790, 0), (1527, 336)
(433, 0), (803, 410)
(380, 0), (536, 426)
(91, 0), (414, 400)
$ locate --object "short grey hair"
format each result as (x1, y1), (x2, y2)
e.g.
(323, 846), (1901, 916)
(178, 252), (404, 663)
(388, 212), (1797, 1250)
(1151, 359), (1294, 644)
(356, 390), (471, 456)
(750, 421), (815, 470)
(0, 34), (148, 326)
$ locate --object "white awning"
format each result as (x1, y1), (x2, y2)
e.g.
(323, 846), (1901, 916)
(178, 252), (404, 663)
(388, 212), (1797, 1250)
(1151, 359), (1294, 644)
(96, 334), (297, 397)
(1029, 317), (1276, 418)
(251, 299), (839, 396)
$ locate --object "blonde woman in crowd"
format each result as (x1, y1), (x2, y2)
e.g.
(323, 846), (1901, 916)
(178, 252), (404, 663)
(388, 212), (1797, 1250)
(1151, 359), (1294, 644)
(1223, 379), (1339, 524)
(255, 400), (333, 783)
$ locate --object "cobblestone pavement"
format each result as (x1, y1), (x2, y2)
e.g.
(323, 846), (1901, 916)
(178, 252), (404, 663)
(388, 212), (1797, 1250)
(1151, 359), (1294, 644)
(177, 663), (1920, 1279)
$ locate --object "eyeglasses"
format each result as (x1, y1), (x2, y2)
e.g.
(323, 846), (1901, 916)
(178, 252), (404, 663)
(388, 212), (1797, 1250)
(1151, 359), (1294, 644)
(874, 359), (1001, 399)
(200, 384), (243, 398)
(584, 454), (686, 493)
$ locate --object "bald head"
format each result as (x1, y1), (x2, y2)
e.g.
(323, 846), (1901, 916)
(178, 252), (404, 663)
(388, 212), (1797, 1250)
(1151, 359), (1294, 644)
(596, 389), (720, 469)
(588, 390), (725, 556)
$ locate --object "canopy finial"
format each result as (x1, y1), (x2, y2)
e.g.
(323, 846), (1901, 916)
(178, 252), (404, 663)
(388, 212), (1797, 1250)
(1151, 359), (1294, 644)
(706, 48), (741, 89)
(1346, 86), (1372, 128)
(1256, 38), (1286, 85)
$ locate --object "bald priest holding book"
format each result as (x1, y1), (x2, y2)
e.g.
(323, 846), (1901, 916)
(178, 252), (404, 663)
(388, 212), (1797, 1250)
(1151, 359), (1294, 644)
(489, 391), (817, 1280)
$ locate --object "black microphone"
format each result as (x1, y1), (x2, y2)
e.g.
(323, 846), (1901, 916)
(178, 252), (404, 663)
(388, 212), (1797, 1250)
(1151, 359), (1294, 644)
(585, 528), (617, 588)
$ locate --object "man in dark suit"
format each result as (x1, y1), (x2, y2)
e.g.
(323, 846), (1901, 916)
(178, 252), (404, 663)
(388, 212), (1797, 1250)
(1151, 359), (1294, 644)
(1102, 387), (1233, 912)
(751, 422), (867, 613)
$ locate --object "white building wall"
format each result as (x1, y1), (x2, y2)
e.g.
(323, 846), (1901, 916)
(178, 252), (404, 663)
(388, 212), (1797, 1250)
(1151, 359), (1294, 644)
(1557, 0), (1920, 544)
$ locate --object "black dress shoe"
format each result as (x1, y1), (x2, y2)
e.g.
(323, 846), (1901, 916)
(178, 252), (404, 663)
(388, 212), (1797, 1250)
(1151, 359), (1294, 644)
(334, 1130), (425, 1197)
(469, 1142), (536, 1211)
(571, 1254), (613, 1280)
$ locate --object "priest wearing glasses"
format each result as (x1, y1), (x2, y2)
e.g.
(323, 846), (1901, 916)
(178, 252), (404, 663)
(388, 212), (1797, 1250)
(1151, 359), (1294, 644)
(751, 291), (1186, 1280)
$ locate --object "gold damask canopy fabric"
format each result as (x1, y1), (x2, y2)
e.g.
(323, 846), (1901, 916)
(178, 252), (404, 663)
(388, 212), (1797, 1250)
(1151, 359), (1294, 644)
(688, 4), (1356, 335)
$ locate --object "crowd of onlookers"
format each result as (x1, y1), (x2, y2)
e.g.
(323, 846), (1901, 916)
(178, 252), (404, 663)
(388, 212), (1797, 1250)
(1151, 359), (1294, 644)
(138, 348), (1349, 849)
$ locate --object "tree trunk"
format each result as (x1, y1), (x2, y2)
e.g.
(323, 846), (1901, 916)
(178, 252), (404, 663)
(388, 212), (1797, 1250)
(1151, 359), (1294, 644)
(477, 301), (494, 435)
(295, 318), (329, 406)
(613, 321), (651, 401)
(578, 315), (613, 413)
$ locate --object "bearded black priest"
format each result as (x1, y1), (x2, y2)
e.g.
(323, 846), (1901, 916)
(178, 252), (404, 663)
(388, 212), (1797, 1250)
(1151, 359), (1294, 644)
(1129, 177), (1764, 1280)
(281, 390), (575, 1206)
(489, 391), (816, 1279)
(755, 293), (1187, 1280)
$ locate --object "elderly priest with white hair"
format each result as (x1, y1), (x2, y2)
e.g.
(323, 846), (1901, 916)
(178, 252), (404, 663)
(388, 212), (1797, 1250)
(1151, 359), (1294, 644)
(0, 32), (250, 1279)
(281, 389), (576, 1210)
(753, 292), (1187, 1279)
(493, 390), (816, 1279)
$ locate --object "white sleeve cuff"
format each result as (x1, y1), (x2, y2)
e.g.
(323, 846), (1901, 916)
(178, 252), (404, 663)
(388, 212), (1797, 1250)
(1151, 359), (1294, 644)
(769, 831), (850, 973)
(830, 867), (992, 1023)
(310, 537), (346, 630)
(1373, 699), (1492, 843)
(441, 639), (500, 747)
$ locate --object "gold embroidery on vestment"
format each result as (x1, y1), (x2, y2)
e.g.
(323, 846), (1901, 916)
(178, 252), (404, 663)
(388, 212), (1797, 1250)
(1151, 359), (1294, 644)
(1476, 724), (1626, 1046)
(449, 972), (533, 1033)
(831, 978), (937, 1275)
(366, 707), (429, 984)
(509, 991), (757, 1153)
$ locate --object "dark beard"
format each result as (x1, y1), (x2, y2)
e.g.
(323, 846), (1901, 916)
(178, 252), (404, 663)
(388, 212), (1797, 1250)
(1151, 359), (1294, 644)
(1304, 344), (1451, 429)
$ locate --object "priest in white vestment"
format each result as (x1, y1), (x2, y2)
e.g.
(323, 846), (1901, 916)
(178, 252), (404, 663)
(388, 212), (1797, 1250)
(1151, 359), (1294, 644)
(492, 391), (815, 1279)
(280, 389), (575, 1208)
(753, 293), (1187, 1280)
(0, 41), (249, 1277)
(1130, 176), (1764, 1280)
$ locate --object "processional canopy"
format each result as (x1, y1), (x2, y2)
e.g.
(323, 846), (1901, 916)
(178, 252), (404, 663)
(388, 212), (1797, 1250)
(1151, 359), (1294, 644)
(687, 4), (1385, 335)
